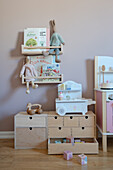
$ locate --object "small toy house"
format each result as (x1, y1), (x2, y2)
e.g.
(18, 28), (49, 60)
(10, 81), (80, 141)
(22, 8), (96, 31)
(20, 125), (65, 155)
(56, 81), (96, 116)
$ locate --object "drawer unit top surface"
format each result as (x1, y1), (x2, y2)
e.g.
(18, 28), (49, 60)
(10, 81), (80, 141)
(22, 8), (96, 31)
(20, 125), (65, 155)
(15, 112), (48, 117)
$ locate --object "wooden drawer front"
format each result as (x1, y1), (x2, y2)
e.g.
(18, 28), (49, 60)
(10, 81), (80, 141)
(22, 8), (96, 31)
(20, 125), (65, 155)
(48, 116), (63, 127)
(72, 127), (94, 138)
(16, 116), (46, 127)
(48, 139), (98, 154)
(80, 116), (94, 127)
(64, 116), (79, 127)
(15, 127), (47, 149)
(48, 127), (71, 138)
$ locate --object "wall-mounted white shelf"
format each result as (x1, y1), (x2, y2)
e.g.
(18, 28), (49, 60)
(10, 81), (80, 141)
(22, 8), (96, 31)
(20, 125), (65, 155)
(21, 74), (63, 84)
(21, 44), (63, 55)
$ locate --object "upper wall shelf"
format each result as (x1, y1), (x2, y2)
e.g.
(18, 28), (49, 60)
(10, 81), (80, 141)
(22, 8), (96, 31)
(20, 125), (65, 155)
(21, 44), (63, 55)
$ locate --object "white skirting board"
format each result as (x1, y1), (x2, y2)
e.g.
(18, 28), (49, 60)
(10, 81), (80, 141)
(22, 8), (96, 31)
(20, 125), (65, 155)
(0, 131), (14, 139)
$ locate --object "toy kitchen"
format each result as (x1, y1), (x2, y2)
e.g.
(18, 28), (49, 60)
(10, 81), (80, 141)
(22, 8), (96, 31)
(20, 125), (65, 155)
(56, 81), (95, 116)
(94, 56), (113, 151)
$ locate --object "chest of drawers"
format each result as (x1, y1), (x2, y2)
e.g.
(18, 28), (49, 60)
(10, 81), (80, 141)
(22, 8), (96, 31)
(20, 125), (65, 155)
(15, 112), (47, 149)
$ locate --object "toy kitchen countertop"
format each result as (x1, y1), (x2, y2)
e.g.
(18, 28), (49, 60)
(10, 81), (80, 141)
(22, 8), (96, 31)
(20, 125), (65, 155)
(56, 98), (95, 103)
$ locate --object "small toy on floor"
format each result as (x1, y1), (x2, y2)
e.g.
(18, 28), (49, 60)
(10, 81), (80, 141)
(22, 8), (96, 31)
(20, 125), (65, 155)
(27, 103), (43, 115)
(77, 154), (87, 165)
(64, 151), (73, 160)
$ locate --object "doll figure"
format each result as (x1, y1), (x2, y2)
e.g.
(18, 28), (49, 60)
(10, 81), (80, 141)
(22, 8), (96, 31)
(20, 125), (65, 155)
(42, 20), (65, 63)
(20, 56), (38, 94)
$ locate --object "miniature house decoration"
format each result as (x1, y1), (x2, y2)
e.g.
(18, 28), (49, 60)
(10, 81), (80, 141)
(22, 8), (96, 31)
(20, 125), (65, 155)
(56, 81), (96, 116)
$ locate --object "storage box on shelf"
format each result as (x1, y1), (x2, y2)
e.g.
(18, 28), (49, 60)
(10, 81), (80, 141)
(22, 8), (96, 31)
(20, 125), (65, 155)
(14, 112), (48, 149)
(48, 111), (98, 154)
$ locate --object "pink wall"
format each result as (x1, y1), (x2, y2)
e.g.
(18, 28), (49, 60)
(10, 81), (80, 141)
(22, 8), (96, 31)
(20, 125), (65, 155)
(1, 0), (113, 131)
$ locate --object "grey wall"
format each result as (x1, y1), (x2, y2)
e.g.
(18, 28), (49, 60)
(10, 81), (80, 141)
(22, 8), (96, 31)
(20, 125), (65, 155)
(0, 0), (113, 131)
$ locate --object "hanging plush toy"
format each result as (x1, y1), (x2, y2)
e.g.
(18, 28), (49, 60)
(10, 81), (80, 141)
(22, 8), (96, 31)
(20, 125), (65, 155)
(42, 20), (65, 63)
(20, 56), (38, 94)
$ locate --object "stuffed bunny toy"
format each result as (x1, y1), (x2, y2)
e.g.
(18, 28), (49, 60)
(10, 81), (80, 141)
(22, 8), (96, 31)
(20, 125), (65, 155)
(42, 20), (65, 63)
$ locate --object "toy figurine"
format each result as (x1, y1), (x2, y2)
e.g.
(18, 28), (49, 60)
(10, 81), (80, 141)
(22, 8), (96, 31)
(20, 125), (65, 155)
(27, 103), (43, 115)
(42, 20), (65, 63)
(20, 56), (38, 94)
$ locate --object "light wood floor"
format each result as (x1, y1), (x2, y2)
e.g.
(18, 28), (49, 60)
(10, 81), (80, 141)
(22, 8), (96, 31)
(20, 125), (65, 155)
(0, 139), (113, 170)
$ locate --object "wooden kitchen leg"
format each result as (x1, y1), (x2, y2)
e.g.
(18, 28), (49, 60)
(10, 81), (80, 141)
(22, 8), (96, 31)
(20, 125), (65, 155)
(102, 134), (107, 152)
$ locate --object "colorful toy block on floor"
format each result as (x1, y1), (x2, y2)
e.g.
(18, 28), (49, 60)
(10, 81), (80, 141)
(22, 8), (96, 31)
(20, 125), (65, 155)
(77, 154), (87, 165)
(64, 151), (73, 160)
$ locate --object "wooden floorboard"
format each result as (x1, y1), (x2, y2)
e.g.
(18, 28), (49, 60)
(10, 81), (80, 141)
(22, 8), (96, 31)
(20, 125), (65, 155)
(0, 138), (113, 170)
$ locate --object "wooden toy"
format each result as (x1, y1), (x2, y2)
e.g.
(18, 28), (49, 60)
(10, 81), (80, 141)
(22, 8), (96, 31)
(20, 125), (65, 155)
(77, 154), (87, 165)
(27, 103), (43, 115)
(94, 56), (113, 152)
(64, 151), (73, 160)
(56, 81), (96, 116)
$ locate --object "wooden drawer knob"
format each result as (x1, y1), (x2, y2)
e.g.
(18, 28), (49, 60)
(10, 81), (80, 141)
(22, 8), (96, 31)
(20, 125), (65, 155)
(85, 116), (88, 119)
(29, 127), (32, 130)
(54, 116), (57, 119)
(70, 116), (73, 119)
(59, 127), (62, 130)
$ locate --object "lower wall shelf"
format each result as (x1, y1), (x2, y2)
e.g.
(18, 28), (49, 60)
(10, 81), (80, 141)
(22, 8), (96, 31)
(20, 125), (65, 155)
(22, 74), (63, 84)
